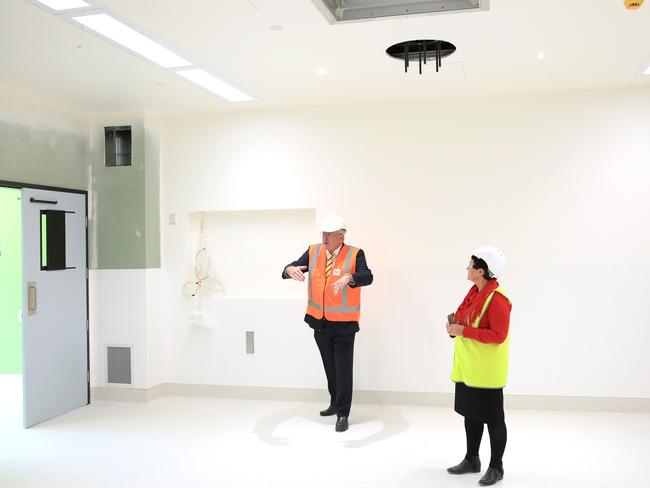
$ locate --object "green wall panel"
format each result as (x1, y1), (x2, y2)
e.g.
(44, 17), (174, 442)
(1, 113), (160, 272)
(89, 119), (160, 269)
(144, 123), (161, 268)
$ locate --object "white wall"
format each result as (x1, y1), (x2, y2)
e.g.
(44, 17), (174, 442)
(185, 208), (316, 299)
(157, 87), (650, 398)
(89, 268), (162, 389)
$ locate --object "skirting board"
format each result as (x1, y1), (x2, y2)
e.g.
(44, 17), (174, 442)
(91, 384), (650, 413)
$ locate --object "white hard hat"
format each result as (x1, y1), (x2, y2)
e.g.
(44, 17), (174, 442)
(471, 246), (506, 278)
(320, 214), (346, 233)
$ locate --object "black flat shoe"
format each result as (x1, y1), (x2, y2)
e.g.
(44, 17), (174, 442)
(335, 416), (349, 432)
(479, 466), (504, 486)
(319, 405), (336, 416)
(447, 456), (481, 474)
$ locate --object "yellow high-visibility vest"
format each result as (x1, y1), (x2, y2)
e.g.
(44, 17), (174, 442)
(451, 287), (510, 389)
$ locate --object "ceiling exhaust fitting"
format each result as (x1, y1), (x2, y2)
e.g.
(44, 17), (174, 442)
(386, 39), (456, 74)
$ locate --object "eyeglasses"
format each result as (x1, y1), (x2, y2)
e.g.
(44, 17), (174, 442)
(322, 232), (344, 238)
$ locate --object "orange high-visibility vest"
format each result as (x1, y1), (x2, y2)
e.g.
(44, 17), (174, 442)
(306, 243), (361, 322)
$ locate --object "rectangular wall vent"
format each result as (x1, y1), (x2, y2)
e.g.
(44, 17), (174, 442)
(313, 0), (488, 23)
(106, 345), (132, 384)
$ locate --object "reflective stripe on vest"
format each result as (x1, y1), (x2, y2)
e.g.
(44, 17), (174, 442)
(306, 243), (361, 322)
(307, 244), (323, 311)
(450, 287), (510, 389)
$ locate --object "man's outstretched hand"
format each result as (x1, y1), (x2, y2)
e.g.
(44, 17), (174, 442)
(286, 266), (308, 281)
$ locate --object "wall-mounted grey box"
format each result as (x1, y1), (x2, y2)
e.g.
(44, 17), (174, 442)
(104, 126), (132, 167)
(246, 331), (254, 354)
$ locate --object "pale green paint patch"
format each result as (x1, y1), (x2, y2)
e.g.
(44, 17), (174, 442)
(0, 118), (88, 190)
(0, 187), (22, 373)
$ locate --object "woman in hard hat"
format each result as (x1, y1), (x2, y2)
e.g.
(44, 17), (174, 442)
(446, 247), (511, 487)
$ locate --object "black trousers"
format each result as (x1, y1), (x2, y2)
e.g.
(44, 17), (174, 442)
(313, 330), (356, 417)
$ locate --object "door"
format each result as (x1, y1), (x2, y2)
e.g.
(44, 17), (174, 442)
(22, 188), (88, 428)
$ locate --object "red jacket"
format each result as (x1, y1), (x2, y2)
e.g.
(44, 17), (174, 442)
(455, 283), (511, 344)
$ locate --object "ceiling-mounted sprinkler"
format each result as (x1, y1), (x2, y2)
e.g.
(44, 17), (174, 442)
(386, 39), (456, 74)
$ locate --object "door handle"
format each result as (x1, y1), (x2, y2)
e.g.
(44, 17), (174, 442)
(28, 281), (37, 315)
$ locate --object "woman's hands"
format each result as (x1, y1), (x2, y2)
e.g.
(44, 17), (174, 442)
(447, 323), (465, 337)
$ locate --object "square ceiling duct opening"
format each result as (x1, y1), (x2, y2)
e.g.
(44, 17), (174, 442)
(313, 0), (488, 23)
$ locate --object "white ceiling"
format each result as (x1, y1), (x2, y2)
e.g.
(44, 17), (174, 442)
(1, 0), (649, 114)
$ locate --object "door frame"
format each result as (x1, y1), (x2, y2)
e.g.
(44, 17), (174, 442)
(0, 180), (90, 407)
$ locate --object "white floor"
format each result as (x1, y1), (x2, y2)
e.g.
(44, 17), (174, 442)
(1, 376), (649, 488)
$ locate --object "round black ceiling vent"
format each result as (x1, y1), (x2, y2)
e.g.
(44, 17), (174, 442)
(386, 39), (456, 74)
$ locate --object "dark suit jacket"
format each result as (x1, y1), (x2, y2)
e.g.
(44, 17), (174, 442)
(283, 244), (373, 335)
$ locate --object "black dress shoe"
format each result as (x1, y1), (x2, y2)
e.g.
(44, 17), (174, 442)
(446, 456), (481, 474)
(319, 405), (336, 416)
(479, 466), (504, 486)
(335, 416), (349, 432)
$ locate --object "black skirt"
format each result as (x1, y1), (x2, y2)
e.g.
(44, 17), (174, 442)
(454, 382), (504, 424)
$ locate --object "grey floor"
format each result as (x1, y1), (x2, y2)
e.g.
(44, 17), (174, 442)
(1, 375), (649, 488)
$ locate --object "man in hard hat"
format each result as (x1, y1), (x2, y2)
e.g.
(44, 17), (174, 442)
(283, 214), (373, 432)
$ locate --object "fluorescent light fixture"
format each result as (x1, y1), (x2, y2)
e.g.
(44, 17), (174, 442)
(36, 0), (91, 9)
(644, 65), (650, 75)
(176, 69), (253, 102)
(72, 13), (192, 68)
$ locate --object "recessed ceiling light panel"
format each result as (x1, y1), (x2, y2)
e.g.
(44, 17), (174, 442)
(35, 0), (91, 10)
(25, 0), (255, 102)
(72, 13), (192, 68)
(176, 69), (253, 102)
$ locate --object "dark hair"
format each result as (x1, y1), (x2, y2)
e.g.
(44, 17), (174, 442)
(471, 255), (495, 280)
